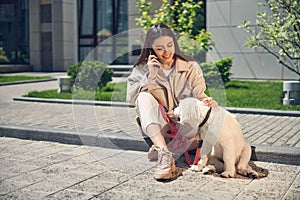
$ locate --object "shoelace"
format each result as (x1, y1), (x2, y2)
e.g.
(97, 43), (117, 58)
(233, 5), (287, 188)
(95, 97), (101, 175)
(157, 151), (171, 169)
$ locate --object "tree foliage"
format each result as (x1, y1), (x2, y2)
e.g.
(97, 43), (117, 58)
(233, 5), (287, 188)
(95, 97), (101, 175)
(135, 0), (214, 58)
(238, 0), (300, 79)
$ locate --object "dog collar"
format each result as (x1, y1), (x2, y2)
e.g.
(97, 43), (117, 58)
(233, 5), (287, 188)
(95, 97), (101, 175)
(199, 107), (212, 128)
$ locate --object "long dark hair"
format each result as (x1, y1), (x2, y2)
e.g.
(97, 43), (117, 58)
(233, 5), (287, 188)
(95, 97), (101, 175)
(134, 24), (194, 66)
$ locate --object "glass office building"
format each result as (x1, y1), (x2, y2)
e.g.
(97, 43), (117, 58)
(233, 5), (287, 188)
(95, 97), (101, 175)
(0, 0), (130, 71)
(0, 0), (204, 72)
(0, 0), (296, 79)
(0, 0), (29, 64)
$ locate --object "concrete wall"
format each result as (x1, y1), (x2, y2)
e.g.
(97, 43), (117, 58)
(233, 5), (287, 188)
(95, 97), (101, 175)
(206, 0), (298, 80)
(52, 0), (78, 71)
(29, 0), (42, 71)
(127, 0), (140, 64)
(29, 0), (77, 72)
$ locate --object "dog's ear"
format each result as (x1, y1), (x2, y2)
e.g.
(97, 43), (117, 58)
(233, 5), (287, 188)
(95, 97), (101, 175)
(194, 101), (204, 120)
(175, 100), (195, 123)
(196, 100), (205, 108)
(195, 100), (210, 118)
(174, 107), (181, 117)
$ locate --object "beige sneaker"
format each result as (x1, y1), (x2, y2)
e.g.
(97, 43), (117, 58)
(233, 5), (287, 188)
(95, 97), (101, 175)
(154, 147), (176, 180)
(148, 145), (158, 161)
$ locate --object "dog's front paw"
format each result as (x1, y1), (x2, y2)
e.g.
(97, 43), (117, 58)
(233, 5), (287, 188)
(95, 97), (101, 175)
(203, 165), (217, 174)
(190, 165), (203, 172)
(190, 165), (216, 174)
(221, 171), (235, 178)
(237, 169), (258, 178)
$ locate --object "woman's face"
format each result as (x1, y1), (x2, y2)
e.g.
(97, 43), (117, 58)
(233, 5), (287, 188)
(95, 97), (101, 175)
(151, 36), (175, 65)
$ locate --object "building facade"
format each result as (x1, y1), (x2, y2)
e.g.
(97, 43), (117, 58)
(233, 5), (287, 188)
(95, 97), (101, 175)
(206, 0), (298, 80)
(0, 0), (297, 80)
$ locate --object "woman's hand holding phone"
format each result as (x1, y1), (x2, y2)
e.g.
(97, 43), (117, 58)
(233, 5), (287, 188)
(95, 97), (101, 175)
(147, 53), (161, 79)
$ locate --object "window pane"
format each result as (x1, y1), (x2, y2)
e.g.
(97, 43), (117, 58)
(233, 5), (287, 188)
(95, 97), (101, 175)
(117, 0), (128, 33)
(79, 47), (93, 60)
(19, 0), (29, 64)
(80, 0), (93, 35)
(0, 3), (15, 63)
(97, 0), (112, 34)
(78, 0), (128, 64)
(40, 4), (51, 23)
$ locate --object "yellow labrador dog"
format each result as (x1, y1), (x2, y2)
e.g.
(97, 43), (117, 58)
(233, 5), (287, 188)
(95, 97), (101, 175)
(174, 97), (258, 178)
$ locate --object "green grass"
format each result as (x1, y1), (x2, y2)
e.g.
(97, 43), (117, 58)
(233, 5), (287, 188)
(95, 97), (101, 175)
(24, 82), (127, 102)
(0, 75), (52, 83)
(224, 81), (299, 111)
(23, 81), (300, 111)
(25, 90), (73, 99)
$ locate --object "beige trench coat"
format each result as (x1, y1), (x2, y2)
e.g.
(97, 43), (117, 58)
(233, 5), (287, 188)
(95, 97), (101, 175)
(127, 58), (208, 116)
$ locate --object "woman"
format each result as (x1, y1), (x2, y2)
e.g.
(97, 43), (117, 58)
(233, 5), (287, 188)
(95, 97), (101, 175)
(127, 24), (215, 180)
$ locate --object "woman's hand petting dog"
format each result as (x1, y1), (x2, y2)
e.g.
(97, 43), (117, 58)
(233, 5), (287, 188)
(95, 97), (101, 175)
(203, 97), (213, 107)
(203, 97), (219, 109)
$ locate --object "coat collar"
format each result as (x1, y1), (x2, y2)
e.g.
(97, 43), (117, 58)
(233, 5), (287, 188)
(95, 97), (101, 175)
(174, 57), (191, 72)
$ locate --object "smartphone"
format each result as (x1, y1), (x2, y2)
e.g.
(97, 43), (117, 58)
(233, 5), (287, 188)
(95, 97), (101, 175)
(148, 48), (157, 56)
(148, 48), (162, 64)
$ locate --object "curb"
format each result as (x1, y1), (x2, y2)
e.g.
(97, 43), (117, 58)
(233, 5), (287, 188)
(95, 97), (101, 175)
(0, 124), (299, 166)
(227, 107), (300, 117)
(0, 78), (57, 86)
(0, 124), (148, 152)
(13, 97), (300, 116)
(251, 145), (300, 166)
(13, 97), (135, 108)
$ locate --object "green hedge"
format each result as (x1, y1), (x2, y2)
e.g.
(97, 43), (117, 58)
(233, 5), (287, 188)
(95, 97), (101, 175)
(67, 60), (114, 91)
(201, 56), (232, 87)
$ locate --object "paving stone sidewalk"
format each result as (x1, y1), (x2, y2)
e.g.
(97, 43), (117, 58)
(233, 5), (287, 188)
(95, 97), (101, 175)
(1, 137), (299, 199)
(0, 75), (300, 199)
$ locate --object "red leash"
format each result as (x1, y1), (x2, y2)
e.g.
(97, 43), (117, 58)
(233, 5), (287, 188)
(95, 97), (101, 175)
(158, 101), (202, 166)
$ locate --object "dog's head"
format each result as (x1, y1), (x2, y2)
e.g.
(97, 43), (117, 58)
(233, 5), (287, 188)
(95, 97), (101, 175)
(174, 98), (210, 125)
